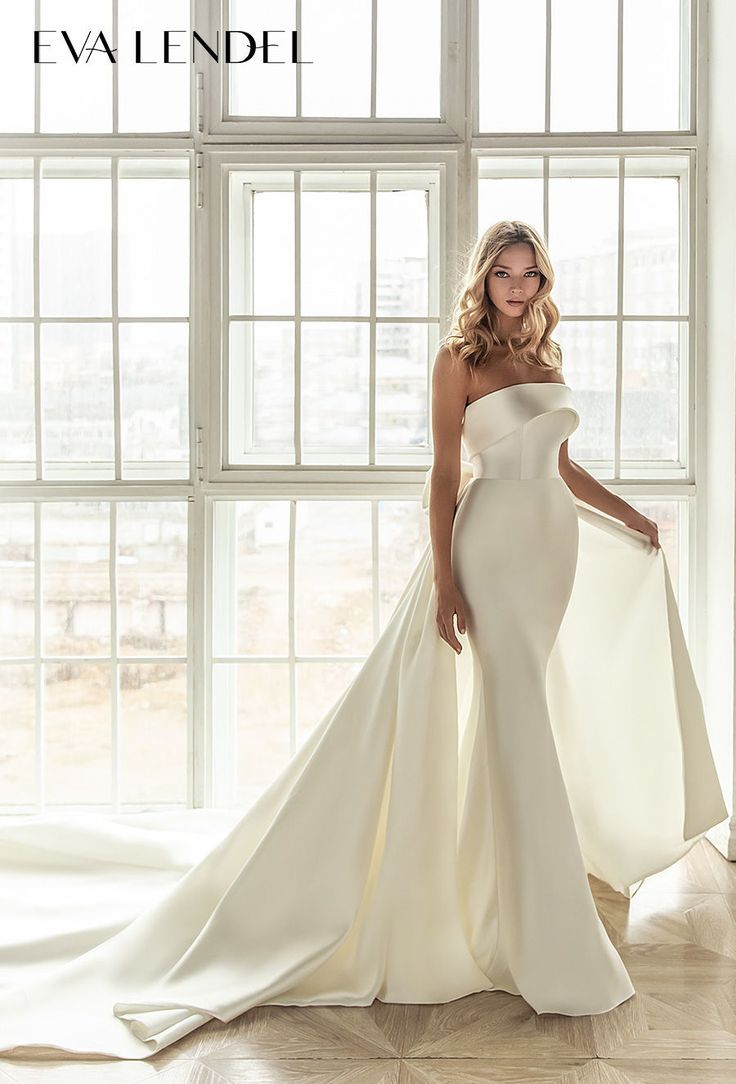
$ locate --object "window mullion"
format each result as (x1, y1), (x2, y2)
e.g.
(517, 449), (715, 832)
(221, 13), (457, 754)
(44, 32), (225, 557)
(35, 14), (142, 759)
(34, 502), (44, 812)
(544, 0), (552, 134)
(617, 0), (624, 132)
(288, 500), (297, 756)
(112, 0), (120, 134)
(369, 171), (377, 466)
(33, 158), (42, 481)
(614, 157), (625, 480)
(294, 170), (302, 466)
(112, 159), (122, 480)
(372, 500), (380, 643)
(371, 0), (378, 120)
(110, 501), (120, 811)
(296, 0), (304, 118)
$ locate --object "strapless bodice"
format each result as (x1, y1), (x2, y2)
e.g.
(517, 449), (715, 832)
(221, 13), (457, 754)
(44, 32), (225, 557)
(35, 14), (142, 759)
(461, 382), (579, 481)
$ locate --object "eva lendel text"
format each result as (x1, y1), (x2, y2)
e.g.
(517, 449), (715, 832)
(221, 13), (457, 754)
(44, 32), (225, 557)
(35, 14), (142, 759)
(33, 30), (311, 65)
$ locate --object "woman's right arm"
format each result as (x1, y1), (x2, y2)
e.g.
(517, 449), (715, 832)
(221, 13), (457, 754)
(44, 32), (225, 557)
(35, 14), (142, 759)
(428, 344), (469, 654)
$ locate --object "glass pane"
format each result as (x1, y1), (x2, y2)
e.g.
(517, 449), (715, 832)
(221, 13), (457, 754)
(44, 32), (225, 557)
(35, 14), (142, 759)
(120, 323), (190, 478)
(301, 177), (370, 316)
(624, 171), (684, 315)
(40, 1), (113, 133)
(0, 6), (35, 132)
(213, 501), (290, 659)
(478, 0), (546, 132)
(117, 503), (188, 657)
(622, 322), (683, 463)
(477, 160), (544, 239)
(0, 325), (35, 479)
(238, 663), (290, 807)
(45, 662), (111, 805)
(229, 322), (295, 464)
(628, 499), (681, 603)
(623, 0), (684, 131)
(212, 662), (291, 809)
(554, 321), (617, 464)
(296, 661), (362, 742)
(118, 160), (190, 318)
(376, 324), (430, 454)
(376, 180), (430, 317)
(377, 500), (429, 630)
(302, 0), (371, 117)
(118, 0), (190, 132)
(42, 503), (110, 656)
(548, 162), (619, 315)
(41, 323), (114, 479)
(0, 504), (34, 658)
(0, 163), (33, 316)
(229, 0), (297, 117)
(295, 501), (372, 655)
(550, 0), (617, 131)
(376, 0), (441, 118)
(302, 323), (369, 463)
(120, 663), (187, 804)
(0, 665), (35, 806)
(230, 184), (295, 317)
(40, 160), (112, 318)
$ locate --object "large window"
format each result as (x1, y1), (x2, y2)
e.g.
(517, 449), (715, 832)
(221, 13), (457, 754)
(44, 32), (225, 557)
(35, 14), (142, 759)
(224, 161), (444, 467)
(0, 0), (703, 812)
(477, 0), (691, 134)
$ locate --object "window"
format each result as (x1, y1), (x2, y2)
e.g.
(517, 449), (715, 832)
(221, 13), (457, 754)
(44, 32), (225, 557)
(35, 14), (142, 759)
(0, 0), (703, 812)
(207, 0), (458, 138)
(224, 162), (444, 467)
(476, 0), (691, 134)
(0, 157), (191, 482)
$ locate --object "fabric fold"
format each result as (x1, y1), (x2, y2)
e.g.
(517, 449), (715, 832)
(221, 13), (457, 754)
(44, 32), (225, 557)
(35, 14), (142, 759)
(0, 462), (727, 1059)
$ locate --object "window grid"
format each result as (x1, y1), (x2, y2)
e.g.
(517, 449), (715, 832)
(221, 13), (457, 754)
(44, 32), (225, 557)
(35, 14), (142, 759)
(218, 155), (449, 476)
(0, 0), (706, 812)
(208, 0), (461, 139)
(208, 494), (421, 808)
(475, 149), (693, 481)
(0, 498), (191, 813)
(0, 152), (192, 485)
(21, 0), (192, 137)
(473, 0), (694, 137)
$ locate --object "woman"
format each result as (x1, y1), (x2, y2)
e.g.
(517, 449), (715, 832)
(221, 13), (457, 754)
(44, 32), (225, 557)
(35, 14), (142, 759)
(431, 220), (659, 660)
(0, 222), (726, 1060)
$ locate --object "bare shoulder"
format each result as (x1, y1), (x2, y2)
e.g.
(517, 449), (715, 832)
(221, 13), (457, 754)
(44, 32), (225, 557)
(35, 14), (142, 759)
(431, 342), (469, 404)
(540, 358), (566, 385)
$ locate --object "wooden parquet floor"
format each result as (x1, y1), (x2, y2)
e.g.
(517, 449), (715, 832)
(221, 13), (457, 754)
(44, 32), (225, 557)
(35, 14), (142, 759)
(2, 838), (734, 1083)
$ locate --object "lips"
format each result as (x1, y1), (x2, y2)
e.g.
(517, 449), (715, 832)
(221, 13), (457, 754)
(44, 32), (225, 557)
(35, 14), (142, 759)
(507, 300), (524, 306)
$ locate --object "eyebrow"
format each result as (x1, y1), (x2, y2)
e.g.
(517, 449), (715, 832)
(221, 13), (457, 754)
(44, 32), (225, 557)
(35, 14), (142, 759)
(494, 264), (538, 270)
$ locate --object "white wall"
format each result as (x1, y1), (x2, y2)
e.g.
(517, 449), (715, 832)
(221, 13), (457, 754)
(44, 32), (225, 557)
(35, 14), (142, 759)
(705, 0), (736, 858)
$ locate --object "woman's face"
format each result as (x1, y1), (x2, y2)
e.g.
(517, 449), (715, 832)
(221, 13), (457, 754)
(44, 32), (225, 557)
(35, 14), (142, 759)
(484, 242), (541, 320)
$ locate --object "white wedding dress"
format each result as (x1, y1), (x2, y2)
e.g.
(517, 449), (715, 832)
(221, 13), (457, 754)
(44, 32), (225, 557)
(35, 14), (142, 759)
(0, 381), (727, 1060)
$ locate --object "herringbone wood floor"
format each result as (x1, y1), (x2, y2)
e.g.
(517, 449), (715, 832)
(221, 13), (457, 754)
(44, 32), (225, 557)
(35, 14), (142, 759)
(2, 837), (734, 1084)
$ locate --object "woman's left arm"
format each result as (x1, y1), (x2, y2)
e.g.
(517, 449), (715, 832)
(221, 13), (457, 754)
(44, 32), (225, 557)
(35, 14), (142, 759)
(558, 441), (661, 550)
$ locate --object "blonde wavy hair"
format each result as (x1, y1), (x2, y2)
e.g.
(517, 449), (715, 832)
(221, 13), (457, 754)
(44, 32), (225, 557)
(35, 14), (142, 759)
(441, 220), (563, 373)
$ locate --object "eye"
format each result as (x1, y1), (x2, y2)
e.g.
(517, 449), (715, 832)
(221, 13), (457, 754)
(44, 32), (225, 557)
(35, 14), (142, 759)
(492, 269), (539, 278)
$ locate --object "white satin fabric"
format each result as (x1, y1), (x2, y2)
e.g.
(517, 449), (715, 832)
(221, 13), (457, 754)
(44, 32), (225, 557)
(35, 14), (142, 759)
(0, 382), (727, 1060)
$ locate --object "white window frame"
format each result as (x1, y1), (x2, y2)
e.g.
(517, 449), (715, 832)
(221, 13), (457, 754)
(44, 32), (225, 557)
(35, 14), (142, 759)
(0, 0), (709, 814)
(471, 0), (696, 138)
(199, 0), (466, 142)
(205, 146), (458, 486)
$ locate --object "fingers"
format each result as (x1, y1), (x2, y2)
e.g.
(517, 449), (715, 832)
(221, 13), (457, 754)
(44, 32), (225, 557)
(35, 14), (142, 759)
(437, 611), (465, 654)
